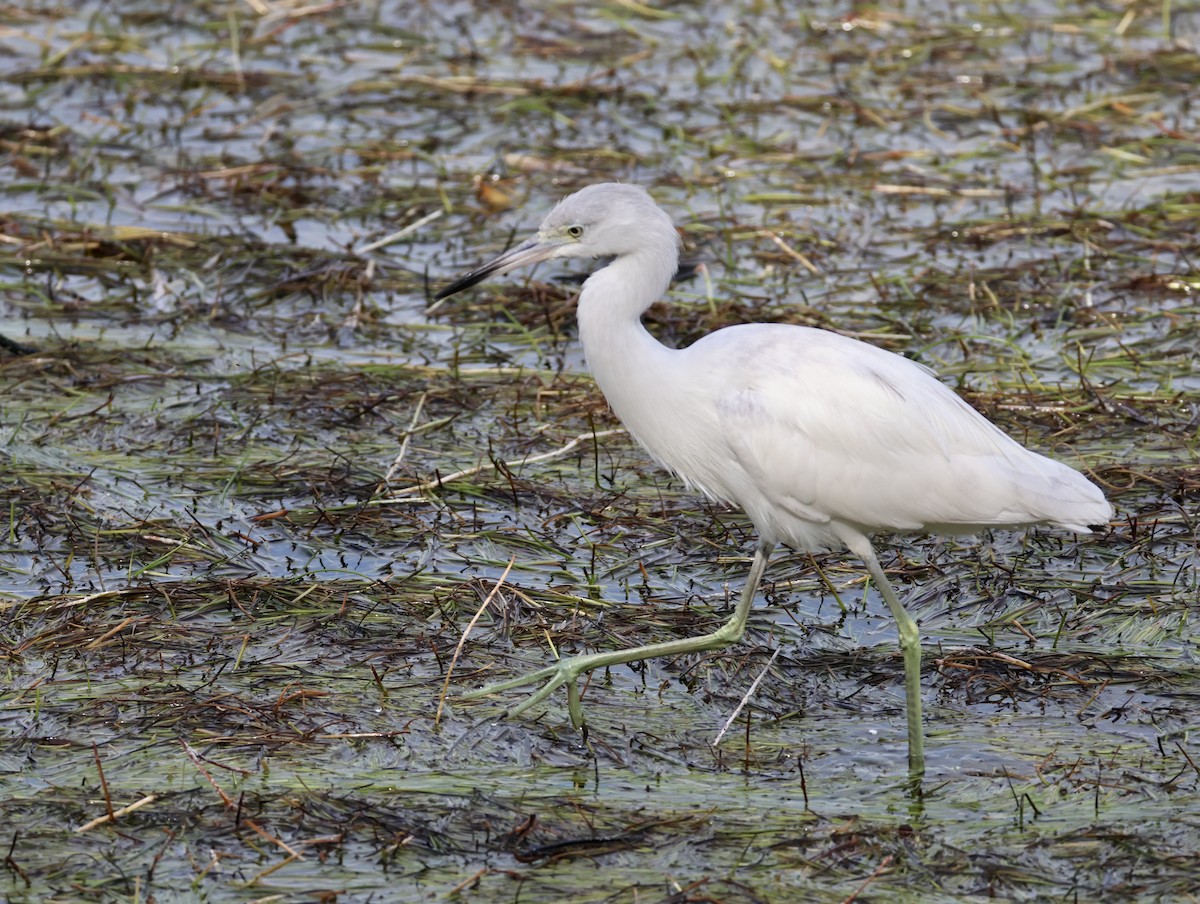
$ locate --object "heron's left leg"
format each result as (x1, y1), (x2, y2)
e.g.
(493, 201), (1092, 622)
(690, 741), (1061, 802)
(460, 543), (775, 729)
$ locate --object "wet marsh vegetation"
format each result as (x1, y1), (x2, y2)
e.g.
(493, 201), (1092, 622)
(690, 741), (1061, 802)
(2, 1), (1199, 901)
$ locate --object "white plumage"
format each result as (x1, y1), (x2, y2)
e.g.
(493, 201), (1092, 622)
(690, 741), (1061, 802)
(437, 182), (1111, 776)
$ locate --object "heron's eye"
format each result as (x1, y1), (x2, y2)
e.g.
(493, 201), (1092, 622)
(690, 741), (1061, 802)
(567, 225), (584, 238)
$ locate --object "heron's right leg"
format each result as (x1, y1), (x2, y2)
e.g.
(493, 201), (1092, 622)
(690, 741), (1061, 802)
(841, 533), (926, 778)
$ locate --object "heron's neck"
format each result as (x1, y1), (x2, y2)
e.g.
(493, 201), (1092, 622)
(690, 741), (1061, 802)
(577, 249), (674, 353)
(576, 248), (678, 413)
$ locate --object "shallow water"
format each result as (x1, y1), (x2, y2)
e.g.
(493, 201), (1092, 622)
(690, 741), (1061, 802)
(2, 1), (1198, 901)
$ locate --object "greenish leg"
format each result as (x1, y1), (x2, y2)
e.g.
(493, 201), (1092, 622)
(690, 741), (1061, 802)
(461, 543), (776, 729)
(848, 537), (926, 778)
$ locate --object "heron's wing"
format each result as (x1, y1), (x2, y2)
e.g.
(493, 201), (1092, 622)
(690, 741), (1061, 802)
(700, 326), (1105, 535)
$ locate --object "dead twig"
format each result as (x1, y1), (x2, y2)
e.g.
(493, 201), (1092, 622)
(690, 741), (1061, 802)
(381, 428), (625, 501)
(75, 795), (158, 834)
(436, 558), (515, 726)
(713, 647), (780, 746)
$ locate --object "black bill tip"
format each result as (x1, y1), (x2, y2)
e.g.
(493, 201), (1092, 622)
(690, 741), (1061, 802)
(434, 264), (500, 301)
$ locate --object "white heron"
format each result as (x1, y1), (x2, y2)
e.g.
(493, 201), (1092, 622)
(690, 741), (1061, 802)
(435, 183), (1112, 776)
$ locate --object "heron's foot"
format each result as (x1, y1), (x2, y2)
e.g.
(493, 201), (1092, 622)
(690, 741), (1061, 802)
(459, 654), (596, 729)
(455, 583), (768, 732)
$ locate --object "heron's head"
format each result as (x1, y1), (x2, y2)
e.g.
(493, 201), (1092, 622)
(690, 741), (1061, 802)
(435, 183), (679, 300)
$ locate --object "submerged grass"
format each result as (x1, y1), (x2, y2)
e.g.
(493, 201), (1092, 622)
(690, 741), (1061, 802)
(2, 0), (1199, 901)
